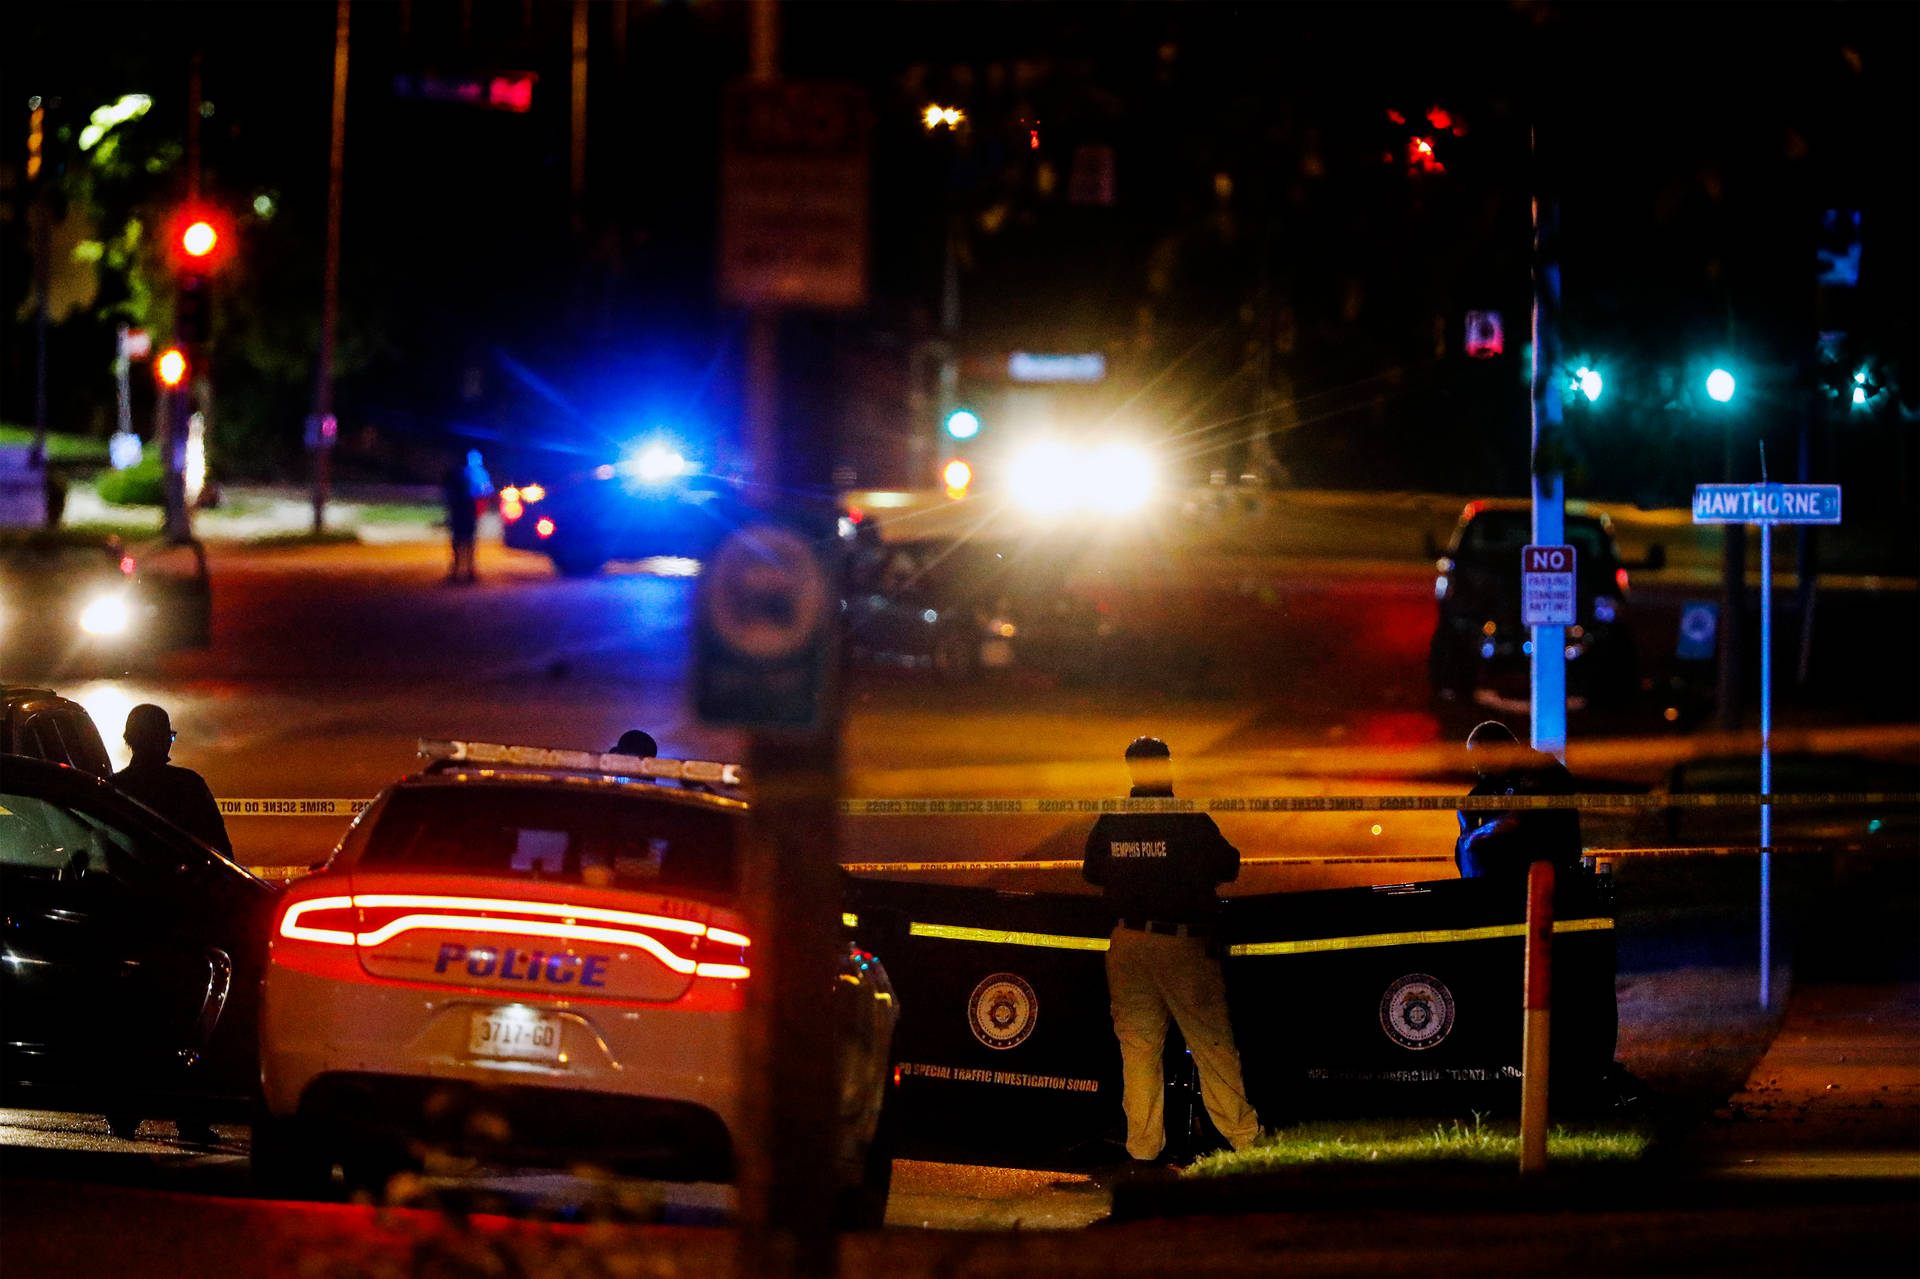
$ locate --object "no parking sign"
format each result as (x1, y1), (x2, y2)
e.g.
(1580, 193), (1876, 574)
(1521, 544), (1577, 627)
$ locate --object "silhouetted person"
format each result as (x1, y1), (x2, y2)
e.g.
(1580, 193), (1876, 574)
(114, 704), (232, 857)
(1083, 737), (1260, 1167)
(442, 449), (487, 583)
(609, 730), (659, 758)
(1456, 720), (1583, 879)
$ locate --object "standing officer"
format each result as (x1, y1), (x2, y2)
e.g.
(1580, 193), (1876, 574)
(1083, 737), (1260, 1166)
(1456, 720), (1583, 879)
(114, 704), (232, 857)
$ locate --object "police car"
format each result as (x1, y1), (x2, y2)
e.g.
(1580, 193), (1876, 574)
(255, 740), (899, 1222)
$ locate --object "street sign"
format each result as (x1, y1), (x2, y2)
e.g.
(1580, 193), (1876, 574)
(719, 81), (870, 310)
(118, 328), (151, 360)
(1521, 544), (1577, 627)
(1691, 483), (1842, 525)
(694, 521), (838, 731)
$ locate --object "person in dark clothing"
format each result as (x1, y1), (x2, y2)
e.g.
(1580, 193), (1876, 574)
(1455, 720), (1583, 879)
(442, 452), (481, 583)
(1083, 737), (1259, 1165)
(113, 704), (232, 857)
(609, 730), (658, 758)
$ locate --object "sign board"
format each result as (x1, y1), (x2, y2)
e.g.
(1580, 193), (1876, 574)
(0, 444), (48, 528)
(119, 328), (151, 360)
(1521, 544), (1576, 627)
(1692, 483), (1842, 525)
(391, 71), (537, 113)
(1007, 352), (1107, 384)
(719, 81), (870, 310)
(694, 521), (838, 731)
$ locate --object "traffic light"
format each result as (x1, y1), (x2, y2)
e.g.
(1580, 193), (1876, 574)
(156, 347), (188, 387)
(1705, 368), (1736, 403)
(943, 458), (972, 499)
(944, 408), (980, 440)
(182, 220), (218, 258)
(172, 213), (226, 345)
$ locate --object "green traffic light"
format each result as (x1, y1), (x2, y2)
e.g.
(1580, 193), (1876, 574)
(945, 409), (980, 440)
(1706, 368), (1736, 403)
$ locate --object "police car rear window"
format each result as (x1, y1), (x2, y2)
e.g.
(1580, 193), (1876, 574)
(356, 788), (737, 896)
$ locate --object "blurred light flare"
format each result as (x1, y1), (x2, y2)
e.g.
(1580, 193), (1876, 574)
(1706, 368), (1736, 402)
(181, 221), (218, 258)
(156, 349), (188, 387)
(943, 458), (973, 498)
(80, 594), (132, 636)
(78, 95), (152, 152)
(944, 409), (980, 440)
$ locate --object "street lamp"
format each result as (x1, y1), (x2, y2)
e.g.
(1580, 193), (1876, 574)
(1573, 366), (1603, 403)
(1705, 368), (1736, 403)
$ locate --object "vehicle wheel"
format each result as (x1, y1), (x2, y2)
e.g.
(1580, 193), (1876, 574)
(931, 628), (976, 681)
(105, 1113), (142, 1140)
(833, 1103), (897, 1230)
(251, 1113), (335, 1200)
(551, 548), (605, 578)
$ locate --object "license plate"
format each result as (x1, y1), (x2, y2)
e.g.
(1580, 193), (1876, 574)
(468, 1007), (562, 1064)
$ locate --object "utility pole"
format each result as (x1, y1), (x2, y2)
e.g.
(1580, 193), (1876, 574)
(732, 2), (846, 1276)
(310, 0), (349, 534)
(1529, 130), (1567, 759)
(29, 97), (50, 474)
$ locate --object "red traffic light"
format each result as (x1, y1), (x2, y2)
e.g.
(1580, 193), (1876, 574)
(156, 348), (188, 387)
(181, 221), (219, 258)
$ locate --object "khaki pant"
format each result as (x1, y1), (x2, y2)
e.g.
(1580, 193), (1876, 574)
(1105, 925), (1260, 1160)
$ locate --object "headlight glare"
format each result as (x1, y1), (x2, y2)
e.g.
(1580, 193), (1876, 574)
(80, 594), (132, 636)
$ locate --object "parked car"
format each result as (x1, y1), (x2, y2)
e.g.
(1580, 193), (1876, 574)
(1427, 500), (1661, 711)
(255, 740), (899, 1223)
(1, 684), (114, 778)
(0, 754), (277, 1137)
(844, 537), (1115, 681)
(0, 530), (211, 673)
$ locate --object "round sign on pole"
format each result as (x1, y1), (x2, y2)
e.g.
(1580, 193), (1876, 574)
(705, 523), (831, 662)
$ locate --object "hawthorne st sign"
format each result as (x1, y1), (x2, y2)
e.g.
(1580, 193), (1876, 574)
(1692, 483), (1842, 525)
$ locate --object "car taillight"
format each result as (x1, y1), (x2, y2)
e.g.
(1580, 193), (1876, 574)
(695, 925), (752, 981)
(279, 894), (359, 945)
(1615, 566), (1630, 594)
(500, 487), (524, 521)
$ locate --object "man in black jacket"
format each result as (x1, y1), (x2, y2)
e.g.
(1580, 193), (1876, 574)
(113, 704), (232, 857)
(1084, 737), (1259, 1166)
(1456, 720), (1583, 879)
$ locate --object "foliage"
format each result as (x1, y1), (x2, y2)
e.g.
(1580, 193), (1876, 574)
(93, 453), (166, 507)
(0, 425), (110, 465)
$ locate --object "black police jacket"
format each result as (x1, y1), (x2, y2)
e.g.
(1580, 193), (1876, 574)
(1083, 791), (1239, 927)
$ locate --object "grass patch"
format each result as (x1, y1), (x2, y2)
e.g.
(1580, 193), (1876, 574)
(1185, 1114), (1652, 1177)
(63, 516), (166, 541)
(243, 528), (363, 549)
(0, 425), (111, 464)
(348, 500), (442, 525)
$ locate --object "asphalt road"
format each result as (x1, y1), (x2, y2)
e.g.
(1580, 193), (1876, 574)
(5, 527), (1914, 1269)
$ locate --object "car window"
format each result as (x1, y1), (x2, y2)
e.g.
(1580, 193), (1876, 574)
(25, 715), (72, 765)
(355, 787), (738, 896)
(52, 710), (112, 776)
(0, 789), (146, 876)
(1459, 514), (1614, 564)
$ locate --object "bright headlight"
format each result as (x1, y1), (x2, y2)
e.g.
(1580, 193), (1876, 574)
(1009, 441), (1079, 514)
(1088, 443), (1156, 513)
(79, 594), (132, 636)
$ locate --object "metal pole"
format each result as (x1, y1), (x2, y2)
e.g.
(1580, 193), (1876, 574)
(1529, 145), (1567, 758)
(1519, 859), (1555, 1174)
(1759, 514), (1773, 1009)
(311, 0), (349, 534)
(569, 0), (588, 240)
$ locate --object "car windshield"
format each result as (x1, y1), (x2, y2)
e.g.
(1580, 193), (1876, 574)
(1459, 513), (1614, 564)
(0, 535), (119, 576)
(355, 786), (737, 897)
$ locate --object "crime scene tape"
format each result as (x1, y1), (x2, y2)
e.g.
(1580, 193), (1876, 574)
(843, 853), (1453, 873)
(218, 791), (1919, 816)
(218, 798), (369, 817)
(898, 917), (1614, 955)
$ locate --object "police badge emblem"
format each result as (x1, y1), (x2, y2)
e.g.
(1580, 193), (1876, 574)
(967, 972), (1038, 1050)
(1380, 973), (1456, 1050)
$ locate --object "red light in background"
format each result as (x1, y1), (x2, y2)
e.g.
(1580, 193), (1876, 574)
(1029, 129), (1039, 150)
(1615, 567), (1631, 594)
(156, 348), (188, 387)
(1386, 109), (1406, 124)
(1426, 106), (1453, 132)
(181, 220), (218, 258)
(119, 556), (136, 575)
(846, 506), (864, 524)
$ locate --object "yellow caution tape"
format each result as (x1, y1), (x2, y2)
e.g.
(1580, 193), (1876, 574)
(217, 798), (370, 817)
(1228, 917), (1612, 958)
(218, 792), (1915, 817)
(907, 922), (1112, 951)
(900, 917), (1613, 956)
(844, 854), (1451, 873)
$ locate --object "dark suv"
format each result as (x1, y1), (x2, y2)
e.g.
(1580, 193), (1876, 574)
(1, 685), (113, 778)
(1427, 501), (1661, 711)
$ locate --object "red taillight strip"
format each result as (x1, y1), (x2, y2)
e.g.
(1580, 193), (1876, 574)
(351, 894), (709, 937)
(280, 895), (357, 945)
(277, 893), (751, 980)
(358, 913), (701, 972)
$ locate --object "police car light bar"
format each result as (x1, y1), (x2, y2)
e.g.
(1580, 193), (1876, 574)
(418, 739), (745, 787)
